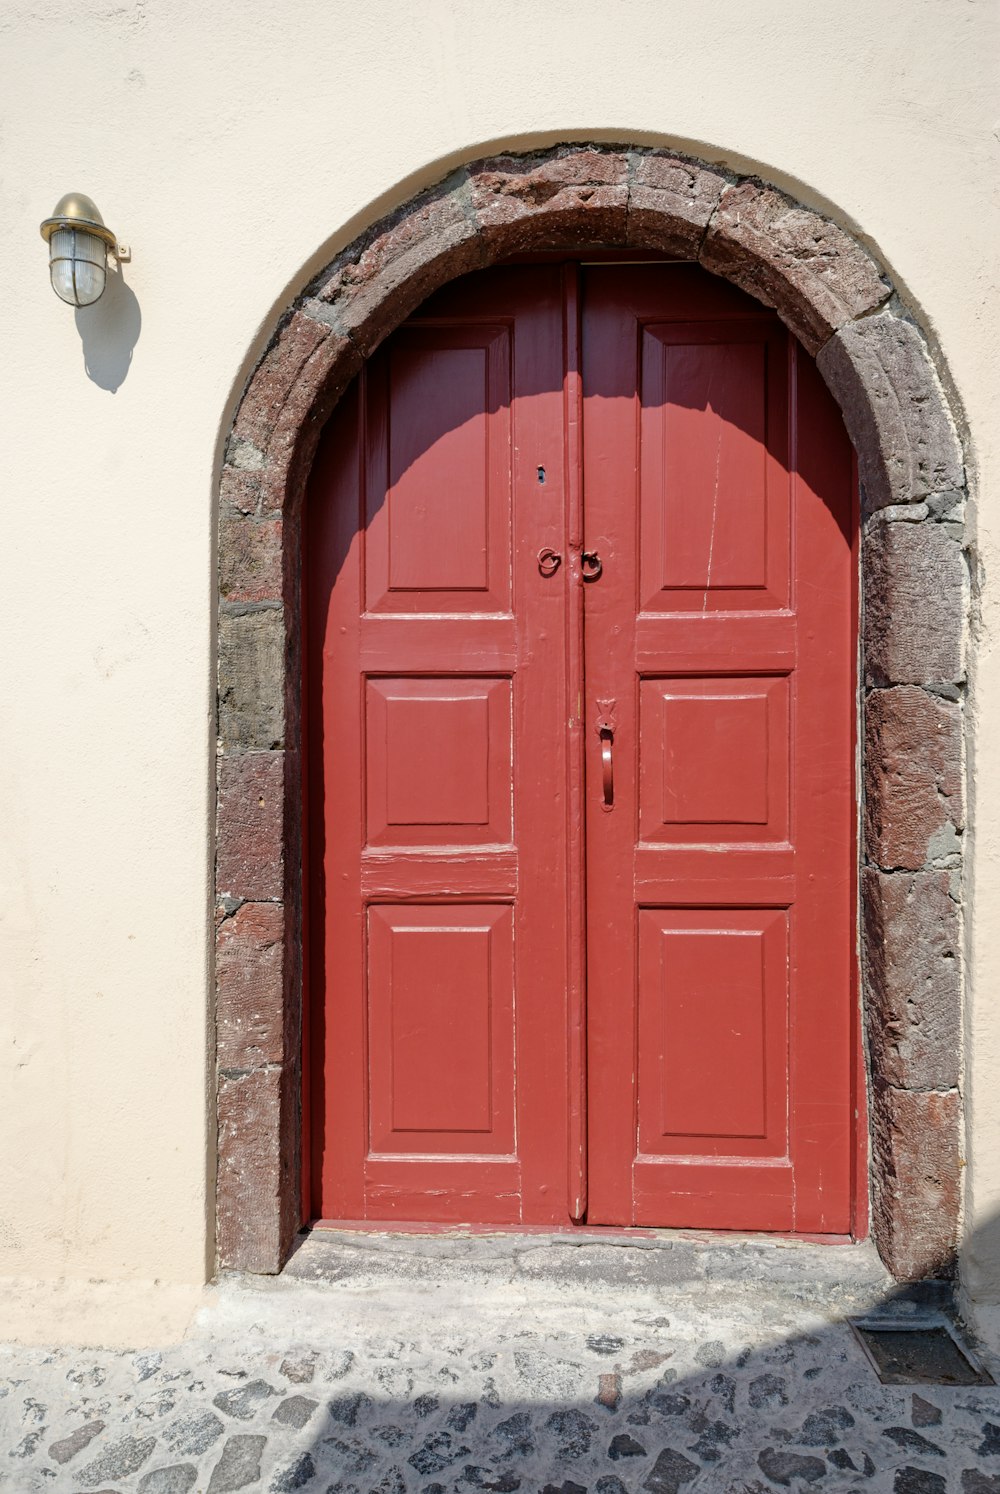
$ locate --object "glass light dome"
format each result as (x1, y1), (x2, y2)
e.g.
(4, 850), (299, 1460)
(47, 226), (108, 306)
(40, 193), (116, 308)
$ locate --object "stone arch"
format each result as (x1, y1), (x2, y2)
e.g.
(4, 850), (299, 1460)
(215, 146), (967, 1280)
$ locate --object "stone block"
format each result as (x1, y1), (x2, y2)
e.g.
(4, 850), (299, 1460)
(700, 180), (889, 354)
(871, 1085), (960, 1280)
(310, 173), (483, 355)
(231, 312), (336, 453)
(221, 457), (289, 520)
(220, 464), (263, 517)
(216, 752), (284, 902)
(865, 520), (965, 685)
(271, 334), (362, 472)
(469, 147), (629, 254)
(626, 151), (727, 255)
(216, 902), (285, 1071)
(218, 608), (285, 751)
(864, 687), (963, 872)
(818, 310), (964, 510)
(217, 1068), (286, 1273)
(219, 514), (282, 604)
(862, 868), (960, 1089)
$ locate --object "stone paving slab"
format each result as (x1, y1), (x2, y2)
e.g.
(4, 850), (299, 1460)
(1, 1235), (998, 1494)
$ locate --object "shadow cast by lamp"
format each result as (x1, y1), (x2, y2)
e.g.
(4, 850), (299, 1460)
(74, 264), (141, 392)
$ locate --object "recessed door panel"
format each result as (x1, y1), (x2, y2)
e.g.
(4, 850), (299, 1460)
(365, 677), (512, 848)
(367, 904), (515, 1155)
(637, 908), (788, 1156)
(639, 322), (790, 612)
(365, 325), (513, 614)
(639, 676), (789, 844)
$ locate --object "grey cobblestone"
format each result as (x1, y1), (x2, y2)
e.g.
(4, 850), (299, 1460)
(48, 1419), (104, 1464)
(270, 1395), (317, 1430)
(206, 1433), (266, 1493)
(136, 1466), (198, 1494)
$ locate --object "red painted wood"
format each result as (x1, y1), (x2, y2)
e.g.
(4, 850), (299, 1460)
(306, 260), (856, 1235)
(562, 262), (588, 1223)
(309, 1218), (855, 1242)
(305, 266), (576, 1223)
(850, 452), (868, 1243)
(582, 264), (855, 1231)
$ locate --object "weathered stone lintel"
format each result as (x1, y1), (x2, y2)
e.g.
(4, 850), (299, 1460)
(304, 146), (895, 363)
(701, 178), (890, 355)
(224, 147), (960, 535)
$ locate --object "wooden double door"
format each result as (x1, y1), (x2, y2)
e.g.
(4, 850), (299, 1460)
(305, 261), (856, 1233)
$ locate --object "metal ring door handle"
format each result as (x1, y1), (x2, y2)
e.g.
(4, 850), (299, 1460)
(537, 547), (562, 577)
(581, 550), (603, 582)
(600, 727), (614, 807)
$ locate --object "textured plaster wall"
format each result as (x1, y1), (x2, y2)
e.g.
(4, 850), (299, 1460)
(0, 0), (997, 1332)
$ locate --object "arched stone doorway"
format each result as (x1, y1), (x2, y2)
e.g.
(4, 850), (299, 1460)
(215, 146), (967, 1282)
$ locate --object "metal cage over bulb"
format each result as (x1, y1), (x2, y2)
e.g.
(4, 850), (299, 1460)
(39, 193), (117, 307)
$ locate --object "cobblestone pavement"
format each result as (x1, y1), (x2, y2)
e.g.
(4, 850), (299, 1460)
(2, 1234), (1000, 1494)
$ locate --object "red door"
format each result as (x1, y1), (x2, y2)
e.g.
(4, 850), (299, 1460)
(305, 262), (856, 1232)
(306, 266), (580, 1223)
(582, 267), (855, 1231)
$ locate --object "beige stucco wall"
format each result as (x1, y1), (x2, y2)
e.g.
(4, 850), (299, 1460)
(1, 0), (998, 1341)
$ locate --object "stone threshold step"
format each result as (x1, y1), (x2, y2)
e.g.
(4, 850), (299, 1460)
(257, 1226), (953, 1316)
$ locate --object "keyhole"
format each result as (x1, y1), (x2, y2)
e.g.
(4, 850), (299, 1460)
(537, 466), (546, 484)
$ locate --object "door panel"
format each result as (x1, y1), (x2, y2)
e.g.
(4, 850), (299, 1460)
(638, 322), (789, 611)
(636, 908), (788, 1155)
(364, 325), (513, 613)
(306, 266), (576, 1224)
(307, 260), (856, 1235)
(639, 675), (789, 843)
(366, 904), (515, 1155)
(582, 264), (854, 1232)
(364, 676), (512, 847)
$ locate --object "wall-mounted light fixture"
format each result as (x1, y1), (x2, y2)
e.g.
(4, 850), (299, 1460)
(39, 193), (129, 307)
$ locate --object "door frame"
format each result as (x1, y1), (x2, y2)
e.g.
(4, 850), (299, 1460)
(215, 144), (967, 1283)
